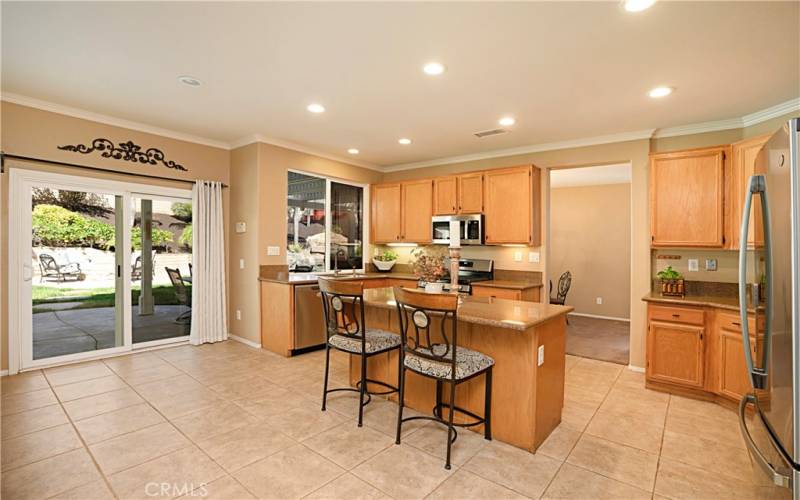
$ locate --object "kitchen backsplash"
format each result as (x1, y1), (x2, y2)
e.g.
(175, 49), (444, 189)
(372, 244), (544, 272)
(651, 248), (756, 284)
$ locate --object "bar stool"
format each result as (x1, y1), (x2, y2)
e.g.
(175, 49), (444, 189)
(318, 278), (401, 426)
(392, 287), (494, 469)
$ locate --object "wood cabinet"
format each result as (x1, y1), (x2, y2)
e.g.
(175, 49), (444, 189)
(729, 135), (769, 250)
(458, 173), (484, 213)
(371, 183), (402, 243)
(650, 146), (727, 247)
(371, 180), (432, 244)
(647, 319), (705, 388)
(716, 311), (762, 401)
(484, 165), (541, 245)
(433, 177), (458, 215)
(471, 285), (540, 302)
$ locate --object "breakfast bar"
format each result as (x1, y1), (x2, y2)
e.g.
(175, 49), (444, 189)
(349, 287), (572, 452)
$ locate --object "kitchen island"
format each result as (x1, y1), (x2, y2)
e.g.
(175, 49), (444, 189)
(350, 287), (572, 452)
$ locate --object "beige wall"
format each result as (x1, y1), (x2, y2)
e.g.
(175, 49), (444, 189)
(0, 102), (230, 371)
(550, 183), (631, 319)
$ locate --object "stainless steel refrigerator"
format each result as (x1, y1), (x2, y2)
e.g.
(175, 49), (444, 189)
(738, 117), (800, 498)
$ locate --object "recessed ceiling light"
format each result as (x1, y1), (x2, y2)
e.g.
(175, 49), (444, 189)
(306, 103), (326, 113)
(648, 86), (674, 98)
(398, 138), (412, 145)
(423, 62), (446, 76)
(623, 0), (656, 12)
(347, 148), (360, 155)
(177, 75), (202, 87)
(499, 116), (516, 127)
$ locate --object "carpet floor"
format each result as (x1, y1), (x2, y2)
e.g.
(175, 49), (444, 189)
(565, 315), (630, 365)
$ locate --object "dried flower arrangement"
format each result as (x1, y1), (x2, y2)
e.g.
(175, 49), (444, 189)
(411, 246), (447, 283)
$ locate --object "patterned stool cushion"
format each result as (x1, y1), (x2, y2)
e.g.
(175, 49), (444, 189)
(404, 345), (494, 380)
(328, 329), (402, 354)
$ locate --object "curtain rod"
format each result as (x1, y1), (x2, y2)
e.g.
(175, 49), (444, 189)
(0, 152), (229, 188)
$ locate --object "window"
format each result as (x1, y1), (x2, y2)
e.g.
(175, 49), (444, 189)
(286, 172), (365, 273)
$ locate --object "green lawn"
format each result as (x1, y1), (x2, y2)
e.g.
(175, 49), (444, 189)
(32, 284), (190, 313)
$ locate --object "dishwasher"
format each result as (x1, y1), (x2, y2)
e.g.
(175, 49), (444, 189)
(294, 284), (326, 350)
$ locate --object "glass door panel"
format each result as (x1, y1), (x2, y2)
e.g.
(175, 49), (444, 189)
(287, 172), (326, 272)
(328, 181), (364, 271)
(130, 196), (192, 343)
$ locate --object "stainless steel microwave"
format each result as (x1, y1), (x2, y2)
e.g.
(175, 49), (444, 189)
(432, 215), (484, 245)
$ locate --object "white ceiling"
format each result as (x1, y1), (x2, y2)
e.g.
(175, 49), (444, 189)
(2, 2), (798, 170)
(550, 163), (631, 188)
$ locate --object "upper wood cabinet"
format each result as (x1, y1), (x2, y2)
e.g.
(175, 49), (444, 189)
(484, 165), (541, 245)
(433, 177), (458, 215)
(650, 146), (727, 247)
(401, 179), (433, 243)
(371, 183), (402, 243)
(729, 135), (769, 250)
(458, 173), (484, 213)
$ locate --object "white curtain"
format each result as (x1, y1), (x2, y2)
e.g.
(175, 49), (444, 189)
(190, 180), (228, 345)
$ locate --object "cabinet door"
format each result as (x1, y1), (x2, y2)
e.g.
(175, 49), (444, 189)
(650, 148), (725, 247)
(719, 328), (759, 401)
(433, 177), (458, 215)
(371, 184), (402, 243)
(647, 320), (705, 388)
(458, 173), (483, 213)
(401, 180), (433, 243)
(471, 286), (522, 301)
(484, 166), (532, 244)
(730, 135), (769, 249)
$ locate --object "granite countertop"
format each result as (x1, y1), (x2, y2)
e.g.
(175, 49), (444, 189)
(363, 287), (572, 331)
(642, 292), (760, 313)
(258, 272), (418, 285)
(472, 279), (543, 290)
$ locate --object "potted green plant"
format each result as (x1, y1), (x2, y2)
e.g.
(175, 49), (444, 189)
(372, 249), (398, 272)
(411, 246), (447, 292)
(657, 265), (685, 297)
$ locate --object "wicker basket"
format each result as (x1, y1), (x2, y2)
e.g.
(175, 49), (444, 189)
(660, 279), (685, 297)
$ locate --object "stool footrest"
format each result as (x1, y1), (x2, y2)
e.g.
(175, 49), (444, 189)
(324, 387), (372, 406)
(432, 403), (487, 428)
(357, 378), (398, 396)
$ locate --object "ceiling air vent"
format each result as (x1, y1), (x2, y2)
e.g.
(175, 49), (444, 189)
(473, 128), (508, 138)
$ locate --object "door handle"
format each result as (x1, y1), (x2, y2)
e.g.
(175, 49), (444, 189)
(738, 394), (792, 488)
(738, 175), (771, 390)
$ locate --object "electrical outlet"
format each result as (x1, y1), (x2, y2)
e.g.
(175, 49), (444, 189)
(239, 258), (245, 269)
(596, 297), (603, 305)
(514, 251), (523, 262)
(235, 310), (242, 321)
(529, 252), (540, 263)
(537, 345), (545, 366)
(688, 258), (699, 272)
(267, 246), (280, 256)
(235, 222), (246, 233)
(705, 259), (717, 271)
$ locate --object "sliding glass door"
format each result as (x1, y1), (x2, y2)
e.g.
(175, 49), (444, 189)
(9, 168), (192, 372)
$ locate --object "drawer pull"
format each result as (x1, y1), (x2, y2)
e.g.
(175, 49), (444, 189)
(733, 322), (741, 327)
(672, 314), (680, 318)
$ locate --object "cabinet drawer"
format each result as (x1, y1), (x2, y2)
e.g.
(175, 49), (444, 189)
(648, 304), (705, 326)
(472, 286), (522, 301)
(717, 311), (755, 332)
(386, 278), (418, 289)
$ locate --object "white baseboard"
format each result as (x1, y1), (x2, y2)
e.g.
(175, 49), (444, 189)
(568, 312), (631, 322)
(627, 364), (645, 373)
(229, 334), (261, 349)
(0, 370), (8, 377)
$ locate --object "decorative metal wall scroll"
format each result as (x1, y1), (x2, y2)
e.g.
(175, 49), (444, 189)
(58, 138), (187, 171)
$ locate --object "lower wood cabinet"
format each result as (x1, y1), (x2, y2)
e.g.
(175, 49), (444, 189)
(471, 285), (541, 302)
(647, 320), (705, 388)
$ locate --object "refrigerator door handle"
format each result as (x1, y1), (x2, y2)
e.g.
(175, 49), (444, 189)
(738, 174), (771, 390)
(739, 394), (793, 489)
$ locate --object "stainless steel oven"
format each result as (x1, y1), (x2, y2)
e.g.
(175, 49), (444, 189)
(432, 214), (483, 245)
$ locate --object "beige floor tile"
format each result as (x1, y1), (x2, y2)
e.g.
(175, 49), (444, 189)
(584, 409), (664, 453)
(196, 423), (296, 472)
(352, 444), (453, 499)
(660, 429), (757, 482)
(536, 424), (582, 461)
(559, 400), (597, 432)
(563, 382), (609, 407)
(108, 446), (225, 499)
(404, 422), (489, 466)
(566, 434), (659, 492)
(118, 363), (184, 386)
(104, 352), (167, 373)
(323, 390), (393, 418)
(463, 440), (561, 499)
(427, 469), (527, 500)
(45, 361), (114, 386)
(53, 374), (128, 402)
(1, 387), (58, 416)
(1, 423), (82, 471)
(74, 402), (165, 444)
(669, 394), (739, 421)
(135, 374), (206, 400)
(1, 403), (68, 439)
(234, 444), (344, 500)
(666, 403), (745, 449)
(264, 403), (346, 441)
(170, 402), (262, 442)
(62, 387), (144, 421)
(50, 479), (115, 500)
(1, 371), (49, 395)
(598, 387), (668, 427)
(543, 462), (652, 499)
(146, 387), (225, 419)
(305, 473), (387, 500)
(564, 370), (616, 394)
(177, 475), (256, 500)
(654, 457), (766, 500)
(0, 448), (102, 500)
(303, 421), (394, 469)
(614, 368), (646, 390)
(573, 358), (624, 378)
(207, 374), (275, 399)
(90, 422), (191, 475)
(564, 355), (580, 372)
(364, 401), (429, 439)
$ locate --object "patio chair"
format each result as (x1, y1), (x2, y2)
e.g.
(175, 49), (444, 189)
(38, 253), (84, 282)
(131, 251), (157, 281)
(166, 267), (191, 324)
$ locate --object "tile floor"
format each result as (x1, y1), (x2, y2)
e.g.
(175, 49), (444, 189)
(0, 340), (781, 499)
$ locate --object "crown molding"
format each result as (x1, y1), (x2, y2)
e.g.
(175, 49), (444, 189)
(1, 93), (231, 150)
(741, 97), (800, 127)
(230, 134), (381, 171)
(383, 129), (655, 172)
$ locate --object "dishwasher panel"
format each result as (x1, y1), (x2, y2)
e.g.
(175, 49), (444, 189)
(294, 284), (326, 350)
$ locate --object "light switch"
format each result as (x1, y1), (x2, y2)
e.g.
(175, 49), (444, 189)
(596, 297), (603, 305)
(235, 222), (246, 233)
(267, 246), (280, 256)
(235, 310), (242, 321)
(537, 345), (545, 366)
(514, 251), (523, 262)
(529, 252), (540, 263)
(239, 259), (245, 269)
(688, 259), (699, 272)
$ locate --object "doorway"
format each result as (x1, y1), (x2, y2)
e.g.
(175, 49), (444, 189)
(548, 163), (632, 365)
(8, 168), (192, 372)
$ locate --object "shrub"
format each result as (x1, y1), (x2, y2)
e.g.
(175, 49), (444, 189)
(171, 202), (192, 222)
(179, 224), (193, 248)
